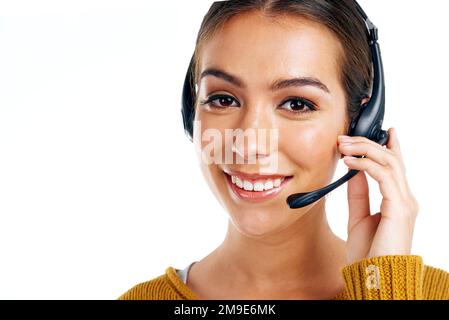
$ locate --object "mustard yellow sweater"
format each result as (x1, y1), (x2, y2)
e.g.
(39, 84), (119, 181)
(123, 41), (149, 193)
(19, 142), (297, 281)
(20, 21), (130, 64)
(118, 255), (449, 300)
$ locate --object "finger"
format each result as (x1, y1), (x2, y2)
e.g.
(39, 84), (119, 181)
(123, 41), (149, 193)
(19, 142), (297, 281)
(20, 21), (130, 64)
(387, 127), (401, 154)
(347, 169), (371, 233)
(339, 140), (396, 167)
(341, 129), (402, 158)
(344, 156), (402, 201)
(338, 135), (394, 163)
(339, 134), (388, 149)
(340, 131), (409, 195)
(387, 128), (409, 191)
(387, 127), (405, 169)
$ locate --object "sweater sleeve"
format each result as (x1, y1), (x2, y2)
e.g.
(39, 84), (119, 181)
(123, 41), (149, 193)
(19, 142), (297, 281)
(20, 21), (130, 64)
(340, 255), (424, 300)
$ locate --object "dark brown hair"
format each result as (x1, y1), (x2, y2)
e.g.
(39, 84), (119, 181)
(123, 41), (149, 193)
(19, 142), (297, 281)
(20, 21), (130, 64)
(191, 0), (373, 127)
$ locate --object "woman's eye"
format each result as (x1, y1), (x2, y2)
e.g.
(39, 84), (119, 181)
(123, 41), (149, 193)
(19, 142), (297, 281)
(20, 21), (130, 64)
(278, 97), (317, 114)
(200, 95), (239, 109)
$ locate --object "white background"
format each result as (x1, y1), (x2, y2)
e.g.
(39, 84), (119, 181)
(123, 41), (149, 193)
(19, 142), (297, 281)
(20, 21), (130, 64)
(0, 0), (448, 299)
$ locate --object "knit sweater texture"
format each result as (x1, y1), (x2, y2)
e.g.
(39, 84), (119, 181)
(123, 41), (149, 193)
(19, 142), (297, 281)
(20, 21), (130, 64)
(118, 255), (449, 300)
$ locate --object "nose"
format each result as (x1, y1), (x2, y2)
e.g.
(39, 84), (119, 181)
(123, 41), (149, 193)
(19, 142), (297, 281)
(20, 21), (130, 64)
(231, 103), (278, 163)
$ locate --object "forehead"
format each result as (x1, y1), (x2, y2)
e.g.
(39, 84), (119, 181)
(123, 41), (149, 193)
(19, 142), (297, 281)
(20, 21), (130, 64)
(198, 11), (343, 89)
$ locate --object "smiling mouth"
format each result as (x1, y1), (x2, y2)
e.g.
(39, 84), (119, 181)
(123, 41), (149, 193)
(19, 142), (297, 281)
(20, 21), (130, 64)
(223, 170), (294, 202)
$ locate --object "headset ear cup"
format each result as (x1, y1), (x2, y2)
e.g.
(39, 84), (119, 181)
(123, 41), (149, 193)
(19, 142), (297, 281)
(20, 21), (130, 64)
(348, 118), (357, 136)
(348, 102), (369, 137)
(377, 130), (389, 146)
(348, 109), (362, 136)
(181, 56), (196, 141)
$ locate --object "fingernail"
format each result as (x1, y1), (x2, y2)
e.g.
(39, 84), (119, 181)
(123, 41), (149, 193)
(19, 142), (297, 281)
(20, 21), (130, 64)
(338, 135), (352, 142)
(344, 156), (355, 162)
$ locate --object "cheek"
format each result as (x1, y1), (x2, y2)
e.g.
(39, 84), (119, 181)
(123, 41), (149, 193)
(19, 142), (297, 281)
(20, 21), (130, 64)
(195, 109), (228, 149)
(280, 122), (338, 171)
(193, 119), (227, 167)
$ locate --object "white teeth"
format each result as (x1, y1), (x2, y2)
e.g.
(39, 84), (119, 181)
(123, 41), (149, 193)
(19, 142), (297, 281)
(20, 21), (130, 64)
(229, 173), (287, 192)
(253, 182), (264, 191)
(273, 178), (282, 187)
(236, 177), (243, 188)
(264, 180), (274, 190)
(243, 180), (253, 191)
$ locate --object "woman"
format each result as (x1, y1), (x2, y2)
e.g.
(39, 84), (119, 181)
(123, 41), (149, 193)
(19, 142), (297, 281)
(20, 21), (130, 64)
(119, 0), (449, 300)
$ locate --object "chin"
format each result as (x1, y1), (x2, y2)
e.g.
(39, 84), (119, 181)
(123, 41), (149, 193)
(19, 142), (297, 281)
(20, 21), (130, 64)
(227, 206), (291, 238)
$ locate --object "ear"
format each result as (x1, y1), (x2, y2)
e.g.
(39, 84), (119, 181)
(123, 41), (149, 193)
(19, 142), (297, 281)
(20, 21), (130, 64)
(360, 97), (370, 106)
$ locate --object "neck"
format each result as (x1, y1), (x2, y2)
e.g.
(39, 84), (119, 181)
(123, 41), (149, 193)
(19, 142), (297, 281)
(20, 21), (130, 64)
(206, 200), (348, 298)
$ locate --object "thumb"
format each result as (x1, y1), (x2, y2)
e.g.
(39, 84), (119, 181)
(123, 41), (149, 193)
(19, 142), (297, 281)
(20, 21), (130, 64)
(347, 169), (371, 233)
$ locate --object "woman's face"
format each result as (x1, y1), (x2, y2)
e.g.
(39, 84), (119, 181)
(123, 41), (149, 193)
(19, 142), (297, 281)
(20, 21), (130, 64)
(194, 11), (348, 237)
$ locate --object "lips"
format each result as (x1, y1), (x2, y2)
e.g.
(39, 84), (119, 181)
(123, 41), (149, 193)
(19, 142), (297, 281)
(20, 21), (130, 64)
(223, 169), (293, 202)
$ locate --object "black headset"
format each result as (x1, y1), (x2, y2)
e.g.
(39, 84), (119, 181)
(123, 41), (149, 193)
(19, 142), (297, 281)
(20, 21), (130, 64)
(181, 0), (389, 209)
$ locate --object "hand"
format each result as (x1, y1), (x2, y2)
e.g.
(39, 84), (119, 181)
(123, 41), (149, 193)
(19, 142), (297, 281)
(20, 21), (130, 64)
(338, 128), (419, 264)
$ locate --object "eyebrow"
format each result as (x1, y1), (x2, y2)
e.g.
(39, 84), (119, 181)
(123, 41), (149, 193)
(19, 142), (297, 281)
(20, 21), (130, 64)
(199, 67), (331, 94)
